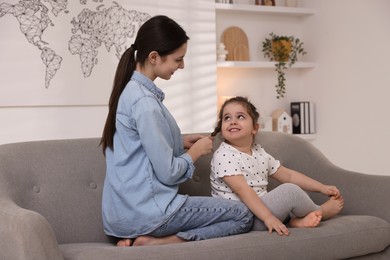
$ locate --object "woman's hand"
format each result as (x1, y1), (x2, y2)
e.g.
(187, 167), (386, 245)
(187, 136), (213, 162)
(183, 134), (205, 149)
(263, 214), (290, 236)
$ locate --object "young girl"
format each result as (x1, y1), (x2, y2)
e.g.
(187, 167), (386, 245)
(100, 16), (253, 247)
(210, 96), (344, 236)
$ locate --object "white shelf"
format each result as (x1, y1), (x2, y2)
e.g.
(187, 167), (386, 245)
(217, 61), (316, 69)
(215, 3), (316, 16)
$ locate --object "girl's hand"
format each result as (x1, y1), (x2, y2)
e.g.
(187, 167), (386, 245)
(321, 185), (341, 199)
(264, 215), (290, 236)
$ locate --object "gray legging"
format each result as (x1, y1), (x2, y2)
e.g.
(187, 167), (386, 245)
(252, 183), (320, 231)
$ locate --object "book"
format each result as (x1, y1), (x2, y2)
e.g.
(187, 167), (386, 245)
(304, 102), (309, 134)
(290, 102), (304, 134)
(290, 101), (316, 134)
(308, 102), (316, 134)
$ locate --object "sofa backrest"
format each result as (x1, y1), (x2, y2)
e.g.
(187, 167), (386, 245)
(0, 132), (329, 244)
(0, 138), (112, 244)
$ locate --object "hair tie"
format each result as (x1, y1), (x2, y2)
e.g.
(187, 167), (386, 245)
(131, 44), (137, 50)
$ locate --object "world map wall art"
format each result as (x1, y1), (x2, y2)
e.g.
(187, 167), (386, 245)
(0, 0), (152, 106)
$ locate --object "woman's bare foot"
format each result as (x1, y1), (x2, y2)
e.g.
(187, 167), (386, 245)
(133, 235), (185, 246)
(321, 196), (344, 220)
(290, 210), (322, 228)
(116, 238), (133, 247)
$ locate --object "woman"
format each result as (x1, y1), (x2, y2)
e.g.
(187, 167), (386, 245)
(100, 15), (253, 247)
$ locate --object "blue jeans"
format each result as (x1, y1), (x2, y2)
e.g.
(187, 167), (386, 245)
(148, 196), (253, 241)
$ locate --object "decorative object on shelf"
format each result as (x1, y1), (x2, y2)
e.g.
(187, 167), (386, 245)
(255, 0), (275, 6)
(271, 108), (292, 134)
(217, 42), (228, 61)
(221, 26), (249, 61)
(290, 101), (316, 134)
(285, 0), (298, 7)
(260, 116), (273, 131)
(262, 32), (306, 98)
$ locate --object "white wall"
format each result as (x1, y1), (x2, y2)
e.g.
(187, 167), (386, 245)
(0, 106), (108, 143)
(302, 0), (390, 176)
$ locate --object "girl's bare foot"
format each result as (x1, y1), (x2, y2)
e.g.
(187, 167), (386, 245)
(116, 238), (133, 247)
(321, 196), (344, 220)
(133, 235), (185, 246)
(290, 210), (322, 228)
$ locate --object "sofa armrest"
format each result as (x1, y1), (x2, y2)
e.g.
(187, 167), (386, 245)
(0, 198), (63, 260)
(310, 165), (390, 224)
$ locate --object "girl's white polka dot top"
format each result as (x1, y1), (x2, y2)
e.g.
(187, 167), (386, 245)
(210, 142), (280, 201)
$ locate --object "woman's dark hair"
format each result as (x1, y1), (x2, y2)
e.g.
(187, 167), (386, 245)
(100, 15), (189, 154)
(211, 96), (260, 137)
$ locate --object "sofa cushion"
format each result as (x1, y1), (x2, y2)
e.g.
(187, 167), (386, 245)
(59, 215), (390, 260)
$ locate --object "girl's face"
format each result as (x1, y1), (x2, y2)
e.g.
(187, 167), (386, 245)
(221, 102), (259, 147)
(154, 42), (187, 80)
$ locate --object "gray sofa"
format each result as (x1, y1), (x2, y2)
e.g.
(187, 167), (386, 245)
(0, 131), (389, 260)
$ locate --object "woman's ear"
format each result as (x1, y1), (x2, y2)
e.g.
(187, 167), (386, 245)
(148, 51), (159, 64)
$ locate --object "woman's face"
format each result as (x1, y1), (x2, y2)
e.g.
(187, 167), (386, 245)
(154, 42), (187, 80)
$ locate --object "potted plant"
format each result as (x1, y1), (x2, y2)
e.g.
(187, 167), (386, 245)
(262, 33), (306, 98)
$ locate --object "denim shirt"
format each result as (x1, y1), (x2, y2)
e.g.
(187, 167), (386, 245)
(102, 71), (194, 238)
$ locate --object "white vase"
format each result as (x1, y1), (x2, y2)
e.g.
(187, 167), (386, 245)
(217, 43), (228, 61)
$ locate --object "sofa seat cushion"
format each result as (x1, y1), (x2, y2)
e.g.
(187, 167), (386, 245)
(59, 215), (390, 260)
